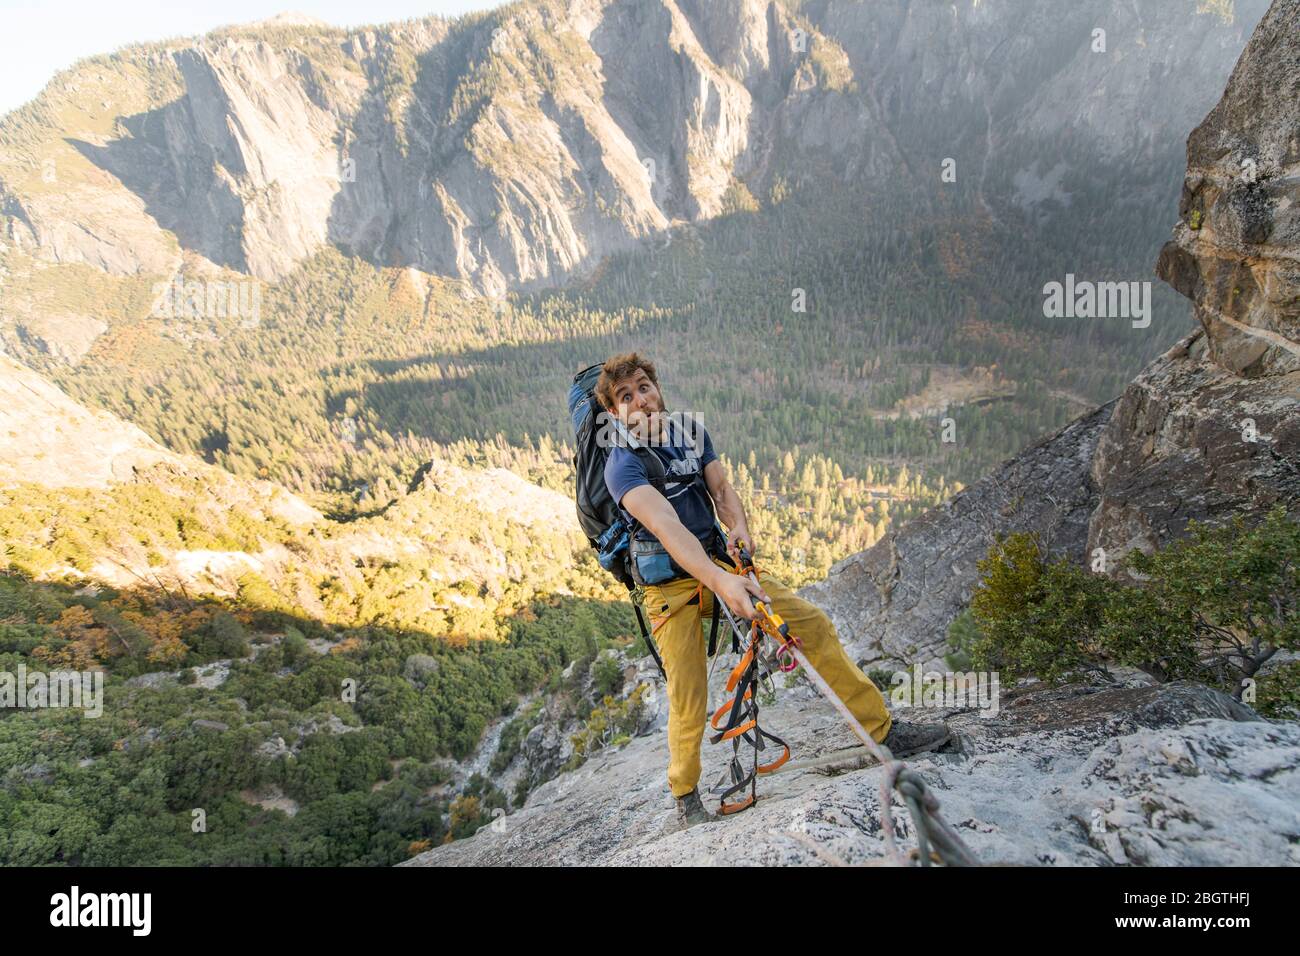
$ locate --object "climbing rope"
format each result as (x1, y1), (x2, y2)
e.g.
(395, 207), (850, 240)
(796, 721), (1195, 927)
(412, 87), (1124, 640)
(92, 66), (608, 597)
(709, 546), (981, 867)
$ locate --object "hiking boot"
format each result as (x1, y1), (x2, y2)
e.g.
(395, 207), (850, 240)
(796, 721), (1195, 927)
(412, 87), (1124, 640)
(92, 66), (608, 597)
(674, 788), (713, 829)
(879, 719), (952, 759)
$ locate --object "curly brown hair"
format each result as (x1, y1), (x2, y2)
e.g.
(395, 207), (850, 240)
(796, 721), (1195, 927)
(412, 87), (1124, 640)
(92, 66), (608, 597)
(595, 352), (659, 410)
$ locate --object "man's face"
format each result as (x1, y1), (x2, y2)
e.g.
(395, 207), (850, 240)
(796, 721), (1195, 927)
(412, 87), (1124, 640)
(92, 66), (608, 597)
(608, 369), (665, 441)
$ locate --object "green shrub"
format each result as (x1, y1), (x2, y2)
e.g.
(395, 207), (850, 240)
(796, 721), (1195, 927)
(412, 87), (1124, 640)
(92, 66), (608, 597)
(969, 532), (1114, 684)
(568, 684), (648, 765)
(281, 627), (310, 667)
(969, 508), (1300, 703)
(1255, 660), (1300, 720)
(591, 652), (625, 699)
(193, 611), (250, 659)
(944, 610), (981, 671)
(1109, 507), (1299, 696)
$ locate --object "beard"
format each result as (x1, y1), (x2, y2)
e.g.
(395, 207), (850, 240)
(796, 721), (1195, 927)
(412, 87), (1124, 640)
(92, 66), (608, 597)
(626, 395), (667, 443)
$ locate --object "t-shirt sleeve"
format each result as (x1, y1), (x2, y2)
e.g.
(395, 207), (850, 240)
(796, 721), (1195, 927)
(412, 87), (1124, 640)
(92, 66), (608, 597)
(697, 423), (718, 469)
(605, 447), (649, 508)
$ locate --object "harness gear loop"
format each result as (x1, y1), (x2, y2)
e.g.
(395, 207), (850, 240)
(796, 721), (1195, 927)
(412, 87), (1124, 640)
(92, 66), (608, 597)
(707, 616), (791, 814)
(706, 556), (790, 814)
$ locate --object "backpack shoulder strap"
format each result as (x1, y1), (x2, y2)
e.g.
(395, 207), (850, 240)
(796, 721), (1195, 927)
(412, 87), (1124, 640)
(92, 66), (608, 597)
(610, 415), (670, 488)
(630, 589), (667, 681)
(634, 444), (668, 486)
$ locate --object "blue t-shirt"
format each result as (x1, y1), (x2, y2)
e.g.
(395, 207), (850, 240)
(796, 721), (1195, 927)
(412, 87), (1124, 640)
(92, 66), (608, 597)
(605, 417), (719, 543)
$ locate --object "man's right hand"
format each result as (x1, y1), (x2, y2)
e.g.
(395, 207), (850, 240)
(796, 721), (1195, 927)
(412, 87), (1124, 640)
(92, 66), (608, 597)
(710, 569), (771, 622)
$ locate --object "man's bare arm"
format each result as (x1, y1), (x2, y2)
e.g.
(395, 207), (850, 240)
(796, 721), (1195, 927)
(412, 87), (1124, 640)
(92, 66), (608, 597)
(703, 459), (751, 548)
(621, 485), (725, 589)
(621, 484), (768, 619)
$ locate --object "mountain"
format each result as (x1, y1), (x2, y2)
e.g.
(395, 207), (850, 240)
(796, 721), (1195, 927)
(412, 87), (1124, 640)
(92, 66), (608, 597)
(0, 0), (1274, 595)
(0, 348), (588, 620)
(0, 349), (318, 512)
(1, 349), (191, 488)
(404, 0), (1300, 867)
(0, 0), (1268, 294)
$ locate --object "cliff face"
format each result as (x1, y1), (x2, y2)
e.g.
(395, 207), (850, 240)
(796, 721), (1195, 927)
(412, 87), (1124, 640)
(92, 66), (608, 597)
(1157, 0), (1300, 380)
(404, 670), (1293, 867)
(1093, 0), (1300, 558)
(0, 0), (834, 292)
(809, 0), (1300, 670)
(0, 0), (1267, 295)
(1087, 329), (1300, 561)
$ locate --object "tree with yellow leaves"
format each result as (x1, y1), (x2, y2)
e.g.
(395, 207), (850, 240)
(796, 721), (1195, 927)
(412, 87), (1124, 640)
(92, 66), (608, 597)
(35, 604), (111, 669)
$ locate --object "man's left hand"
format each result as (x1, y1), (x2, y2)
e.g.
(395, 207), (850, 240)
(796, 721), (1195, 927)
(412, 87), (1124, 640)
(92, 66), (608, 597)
(726, 528), (753, 559)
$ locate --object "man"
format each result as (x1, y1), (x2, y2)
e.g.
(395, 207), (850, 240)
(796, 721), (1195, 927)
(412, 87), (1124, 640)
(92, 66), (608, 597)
(597, 352), (950, 829)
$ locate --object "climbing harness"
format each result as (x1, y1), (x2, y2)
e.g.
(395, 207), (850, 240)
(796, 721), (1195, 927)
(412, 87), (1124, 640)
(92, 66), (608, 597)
(704, 545), (981, 866)
(707, 604), (792, 815)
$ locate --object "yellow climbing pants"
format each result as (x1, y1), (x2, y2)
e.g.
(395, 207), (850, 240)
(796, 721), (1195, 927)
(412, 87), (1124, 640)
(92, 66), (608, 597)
(644, 556), (893, 798)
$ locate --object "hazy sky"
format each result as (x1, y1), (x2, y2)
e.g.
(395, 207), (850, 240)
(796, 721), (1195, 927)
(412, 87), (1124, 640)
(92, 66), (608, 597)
(0, 1), (508, 116)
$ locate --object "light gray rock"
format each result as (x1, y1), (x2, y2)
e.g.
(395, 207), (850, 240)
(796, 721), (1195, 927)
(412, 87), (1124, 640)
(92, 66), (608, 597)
(257, 735), (290, 759)
(517, 715), (576, 794)
(191, 718), (230, 732)
(401, 678), (1290, 866)
(296, 712), (359, 738)
(1051, 717), (1300, 866)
